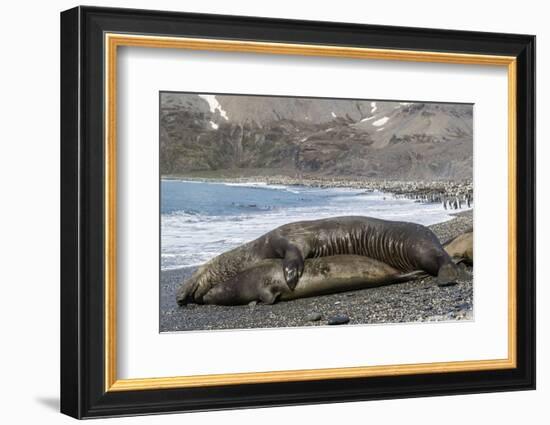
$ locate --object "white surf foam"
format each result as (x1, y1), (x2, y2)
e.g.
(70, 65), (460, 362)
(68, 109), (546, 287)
(161, 185), (466, 270)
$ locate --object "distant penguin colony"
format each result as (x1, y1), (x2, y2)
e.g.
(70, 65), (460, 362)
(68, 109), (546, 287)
(391, 186), (472, 211)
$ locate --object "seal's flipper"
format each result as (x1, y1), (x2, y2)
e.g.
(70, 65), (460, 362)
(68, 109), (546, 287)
(176, 272), (212, 305)
(436, 262), (459, 285)
(193, 283), (214, 304)
(282, 245), (304, 290)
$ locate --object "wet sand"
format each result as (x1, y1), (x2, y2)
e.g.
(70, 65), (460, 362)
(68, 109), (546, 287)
(160, 210), (473, 332)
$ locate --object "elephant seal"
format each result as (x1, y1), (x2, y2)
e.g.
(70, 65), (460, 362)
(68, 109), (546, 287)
(443, 230), (473, 265)
(176, 216), (458, 305)
(202, 255), (426, 305)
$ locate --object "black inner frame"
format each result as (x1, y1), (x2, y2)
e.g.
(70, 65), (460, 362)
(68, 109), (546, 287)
(60, 6), (535, 419)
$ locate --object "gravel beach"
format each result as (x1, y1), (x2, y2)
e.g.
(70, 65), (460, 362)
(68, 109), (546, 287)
(160, 210), (473, 332)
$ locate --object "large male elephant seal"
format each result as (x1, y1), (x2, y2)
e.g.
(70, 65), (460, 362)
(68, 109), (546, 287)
(202, 255), (426, 305)
(177, 216), (458, 305)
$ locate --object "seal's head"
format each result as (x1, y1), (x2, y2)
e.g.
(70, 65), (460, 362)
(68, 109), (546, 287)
(436, 262), (459, 284)
(176, 266), (211, 305)
(176, 279), (195, 306)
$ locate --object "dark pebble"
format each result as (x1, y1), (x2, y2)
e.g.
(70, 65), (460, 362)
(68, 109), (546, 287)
(438, 282), (458, 288)
(328, 315), (350, 325)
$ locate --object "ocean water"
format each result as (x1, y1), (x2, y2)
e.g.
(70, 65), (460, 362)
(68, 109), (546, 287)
(161, 180), (462, 271)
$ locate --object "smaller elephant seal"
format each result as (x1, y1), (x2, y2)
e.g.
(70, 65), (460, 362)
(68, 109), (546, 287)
(443, 230), (473, 265)
(177, 216), (458, 305)
(202, 255), (426, 306)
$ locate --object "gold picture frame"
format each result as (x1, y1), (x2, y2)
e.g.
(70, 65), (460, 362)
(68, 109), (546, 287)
(104, 33), (518, 392)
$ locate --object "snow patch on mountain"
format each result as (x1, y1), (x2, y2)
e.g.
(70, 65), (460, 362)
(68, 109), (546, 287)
(199, 95), (229, 120)
(372, 116), (389, 127)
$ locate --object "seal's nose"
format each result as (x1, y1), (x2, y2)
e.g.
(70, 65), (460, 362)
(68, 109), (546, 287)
(176, 289), (188, 306)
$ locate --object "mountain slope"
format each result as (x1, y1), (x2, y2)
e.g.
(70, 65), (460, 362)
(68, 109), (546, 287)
(159, 93), (473, 180)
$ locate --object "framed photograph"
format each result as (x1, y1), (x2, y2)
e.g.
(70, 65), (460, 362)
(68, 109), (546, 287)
(60, 6), (535, 419)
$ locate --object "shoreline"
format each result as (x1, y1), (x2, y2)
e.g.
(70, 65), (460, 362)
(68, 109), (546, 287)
(162, 174), (473, 208)
(160, 210), (473, 332)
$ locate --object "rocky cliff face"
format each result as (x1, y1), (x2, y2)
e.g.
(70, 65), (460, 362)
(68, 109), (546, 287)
(160, 92), (473, 180)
